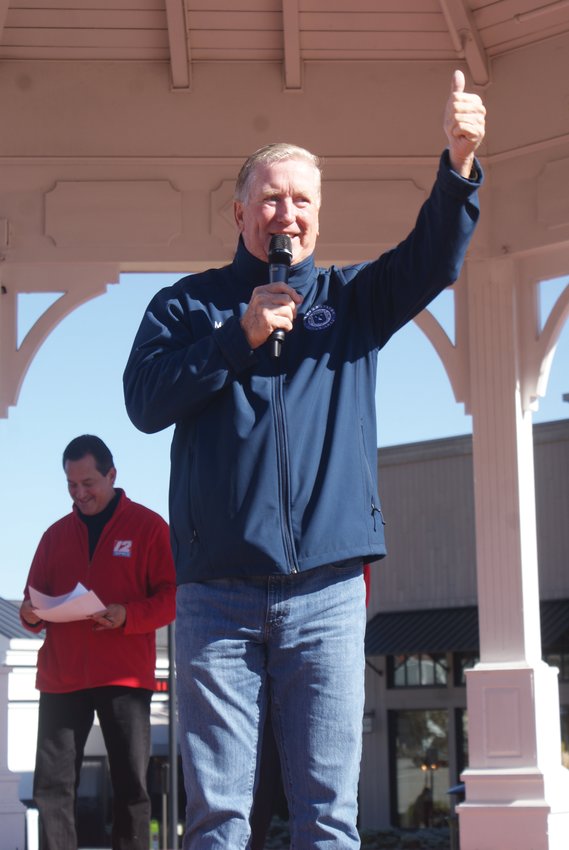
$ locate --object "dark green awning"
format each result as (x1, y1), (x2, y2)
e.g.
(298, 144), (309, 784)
(365, 600), (569, 656)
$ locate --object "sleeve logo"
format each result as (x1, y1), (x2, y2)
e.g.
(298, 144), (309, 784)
(113, 540), (133, 557)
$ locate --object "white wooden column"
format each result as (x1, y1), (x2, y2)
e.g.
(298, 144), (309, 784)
(0, 650), (26, 850)
(458, 258), (569, 849)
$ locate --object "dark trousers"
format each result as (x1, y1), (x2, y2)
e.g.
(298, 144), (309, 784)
(33, 686), (153, 850)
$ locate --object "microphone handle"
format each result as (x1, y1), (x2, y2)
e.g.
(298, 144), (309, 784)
(269, 262), (290, 359)
(268, 328), (286, 359)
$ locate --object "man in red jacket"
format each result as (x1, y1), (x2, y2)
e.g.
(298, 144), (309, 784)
(20, 434), (176, 850)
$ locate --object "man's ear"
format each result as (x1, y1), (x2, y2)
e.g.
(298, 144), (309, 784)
(234, 200), (244, 231)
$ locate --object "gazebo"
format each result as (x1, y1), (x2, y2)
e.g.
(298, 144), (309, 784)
(1, 3), (569, 848)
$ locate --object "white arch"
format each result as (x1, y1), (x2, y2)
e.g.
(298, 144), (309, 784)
(534, 281), (569, 405)
(0, 264), (119, 417)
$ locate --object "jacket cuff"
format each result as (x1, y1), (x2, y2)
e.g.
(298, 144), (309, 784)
(213, 315), (259, 375)
(20, 616), (45, 633)
(439, 149), (484, 196)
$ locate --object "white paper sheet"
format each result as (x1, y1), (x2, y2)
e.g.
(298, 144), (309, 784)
(29, 582), (105, 623)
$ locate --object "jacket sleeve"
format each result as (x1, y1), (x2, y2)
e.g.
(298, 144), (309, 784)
(20, 533), (50, 634)
(352, 150), (483, 351)
(122, 516), (177, 635)
(19, 607), (45, 635)
(123, 278), (257, 434)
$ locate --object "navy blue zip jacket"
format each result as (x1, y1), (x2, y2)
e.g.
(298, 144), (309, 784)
(123, 151), (482, 585)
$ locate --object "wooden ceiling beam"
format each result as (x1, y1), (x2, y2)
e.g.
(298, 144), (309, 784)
(0, 0), (10, 44)
(165, 0), (191, 90)
(282, 0), (302, 91)
(438, 0), (490, 87)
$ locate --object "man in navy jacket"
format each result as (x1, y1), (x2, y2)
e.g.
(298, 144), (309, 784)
(124, 70), (485, 849)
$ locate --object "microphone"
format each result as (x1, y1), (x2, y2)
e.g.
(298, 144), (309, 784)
(268, 234), (293, 359)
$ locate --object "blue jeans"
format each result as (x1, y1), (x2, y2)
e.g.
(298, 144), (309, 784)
(176, 562), (366, 849)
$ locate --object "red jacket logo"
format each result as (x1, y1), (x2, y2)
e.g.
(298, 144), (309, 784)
(113, 540), (133, 557)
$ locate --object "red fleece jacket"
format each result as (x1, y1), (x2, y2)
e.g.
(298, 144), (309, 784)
(22, 490), (176, 693)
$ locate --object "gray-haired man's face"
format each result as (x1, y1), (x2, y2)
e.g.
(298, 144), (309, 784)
(234, 158), (321, 265)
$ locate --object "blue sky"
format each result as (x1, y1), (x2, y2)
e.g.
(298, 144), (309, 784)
(0, 272), (567, 601)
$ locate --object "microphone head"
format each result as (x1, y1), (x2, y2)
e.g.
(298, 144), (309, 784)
(268, 234), (293, 267)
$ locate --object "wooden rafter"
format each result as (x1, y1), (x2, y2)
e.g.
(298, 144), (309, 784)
(0, 0), (10, 43)
(438, 0), (489, 87)
(282, 0), (301, 91)
(165, 0), (191, 90)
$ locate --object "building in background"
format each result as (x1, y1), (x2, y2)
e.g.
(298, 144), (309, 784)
(359, 418), (569, 831)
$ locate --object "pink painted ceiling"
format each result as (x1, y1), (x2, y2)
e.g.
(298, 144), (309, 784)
(1, 1), (569, 90)
(1, 1), (569, 418)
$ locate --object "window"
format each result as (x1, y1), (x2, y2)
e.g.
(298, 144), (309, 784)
(454, 652), (479, 686)
(388, 654), (448, 688)
(389, 709), (450, 828)
(455, 708), (469, 777)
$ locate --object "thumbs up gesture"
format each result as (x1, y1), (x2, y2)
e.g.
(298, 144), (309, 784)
(444, 69), (486, 178)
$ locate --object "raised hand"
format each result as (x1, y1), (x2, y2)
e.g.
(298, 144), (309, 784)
(444, 69), (486, 178)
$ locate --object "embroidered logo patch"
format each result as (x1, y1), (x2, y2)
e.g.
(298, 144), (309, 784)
(113, 540), (132, 558)
(304, 305), (336, 331)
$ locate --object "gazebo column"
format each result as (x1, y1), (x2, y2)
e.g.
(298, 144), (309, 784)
(0, 652), (26, 850)
(458, 258), (569, 849)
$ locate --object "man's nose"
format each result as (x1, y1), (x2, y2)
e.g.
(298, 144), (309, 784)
(276, 198), (294, 223)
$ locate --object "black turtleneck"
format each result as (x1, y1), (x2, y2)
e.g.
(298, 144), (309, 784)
(78, 490), (121, 559)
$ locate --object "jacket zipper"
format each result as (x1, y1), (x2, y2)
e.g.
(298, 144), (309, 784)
(370, 501), (385, 532)
(273, 373), (299, 573)
(360, 422), (386, 532)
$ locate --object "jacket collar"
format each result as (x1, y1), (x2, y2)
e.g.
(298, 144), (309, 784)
(232, 237), (316, 295)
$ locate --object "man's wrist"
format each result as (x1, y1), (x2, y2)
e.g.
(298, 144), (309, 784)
(22, 615), (43, 626)
(444, 149), (482, 184)
(449, 152), (475, 180)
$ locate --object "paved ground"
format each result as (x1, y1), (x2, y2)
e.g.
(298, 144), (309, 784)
(260, 819), (454, 849)
(79, 820), (454, 849)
